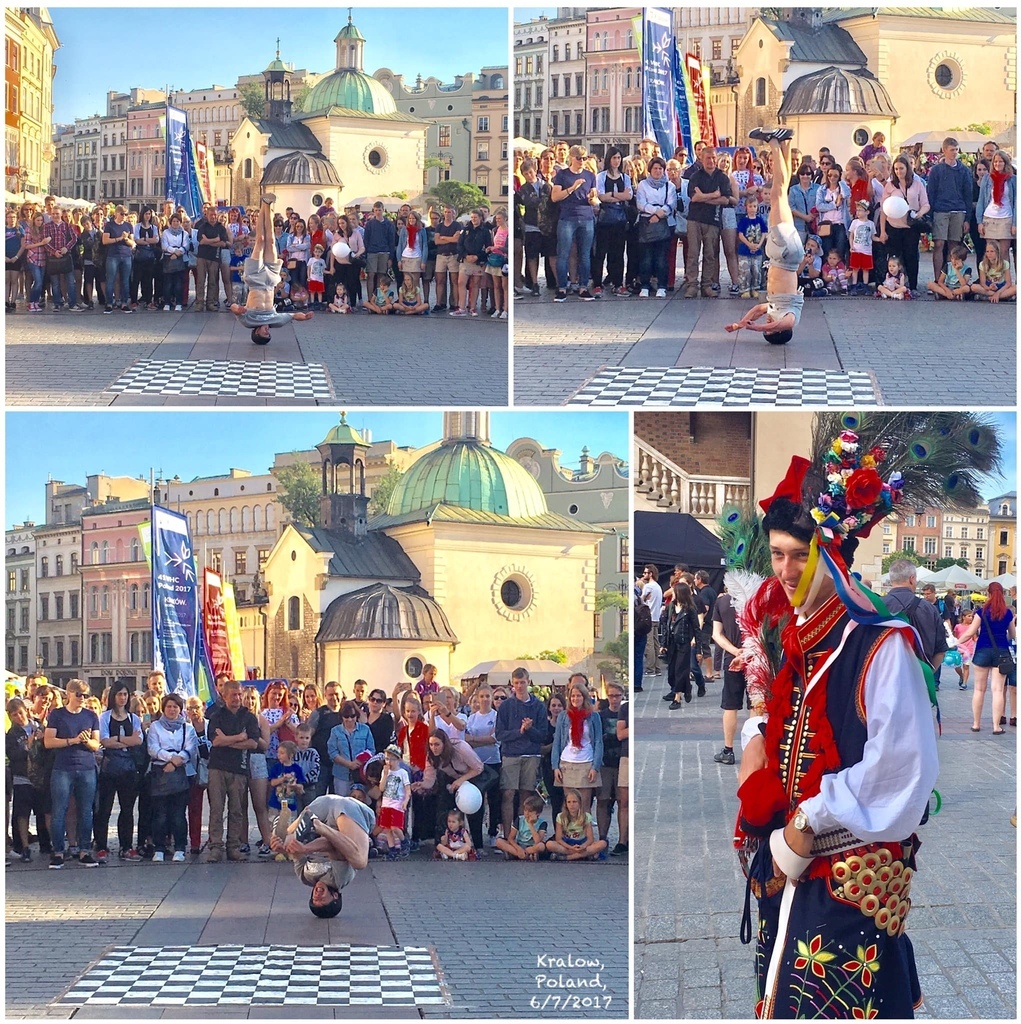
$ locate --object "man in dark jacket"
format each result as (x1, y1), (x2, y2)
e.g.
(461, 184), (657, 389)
(362, 201), (397, 295)
(925, 137), (973, 280)
(684, 144), (733, 298)
(882, 559), (948, 689)
(452, 209), (492, 317)
(494, 667), (547, 843)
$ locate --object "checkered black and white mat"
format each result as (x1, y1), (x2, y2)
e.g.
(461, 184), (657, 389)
(108, 359), (333, 399)
(59, 944), (445, 1007)
(568, 367), (879, 407)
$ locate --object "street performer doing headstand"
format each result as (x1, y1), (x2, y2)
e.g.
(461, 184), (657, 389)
(725, 128), (802, 345)
(229, 192), (313, 344)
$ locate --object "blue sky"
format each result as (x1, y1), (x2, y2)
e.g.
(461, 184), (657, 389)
(50, 7), (510, 124)
(4, 411), (628, 526)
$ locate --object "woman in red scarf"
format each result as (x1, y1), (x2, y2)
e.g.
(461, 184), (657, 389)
(551, 675), (604, 815)
(977, 149), (1016, 256)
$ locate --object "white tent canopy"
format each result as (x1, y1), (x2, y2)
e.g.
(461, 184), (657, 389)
(878, 565), (936, 586)
(460, 659), (579, 688)
(989, 573), (1016, 589)
(899, 130), (989, 153)
(924, 565), (989, 591)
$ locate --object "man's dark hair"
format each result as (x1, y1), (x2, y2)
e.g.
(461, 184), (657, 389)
(763, 496), (859, 565)
(251, 327), (270, 345)
(309, 889), (343, 919)
(643, 563), (658, 576)
(764, 328), (793, 346)
(695, 570), (710, 584)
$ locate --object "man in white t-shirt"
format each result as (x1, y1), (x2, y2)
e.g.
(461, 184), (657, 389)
(640, 564), (664, 676)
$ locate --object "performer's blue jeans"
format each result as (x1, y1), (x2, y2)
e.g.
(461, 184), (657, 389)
(50, 767), (97, 855)
(556, 217), (594, 292)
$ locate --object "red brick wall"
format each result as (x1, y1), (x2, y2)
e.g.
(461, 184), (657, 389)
(635, 412), (751, 477)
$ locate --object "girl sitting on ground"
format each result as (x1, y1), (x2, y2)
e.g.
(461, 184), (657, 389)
(877, 255), (910, 299)
(365, 279), (394, 315)
(495, 792), (548, 860)
(328, 282), (352, 314)
(545, 788), (607, 861)
(394, 273), (429, 315)
(434, 808), (476, 861)
(971, 240), (1016, 303)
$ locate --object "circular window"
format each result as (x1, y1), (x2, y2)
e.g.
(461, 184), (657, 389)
(501, 579), (522, 607)
(568, 503), (580, 515)
(928, 55), (964, 97)
(935, 63), (954, 88)
(447, 104), (453, 111)
(409, 106), (415, 113)
(368, 147), (386, 169)
(853, 127), (869, 148)
(405, 656), (423, 678)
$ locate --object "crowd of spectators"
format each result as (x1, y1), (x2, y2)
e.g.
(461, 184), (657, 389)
(513, 134), (1015, 303)
(5, 666), (628, 868)
(5, 197), (510, 319)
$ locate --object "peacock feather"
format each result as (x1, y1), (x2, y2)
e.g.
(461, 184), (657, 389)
(811, 411), (1003, 513)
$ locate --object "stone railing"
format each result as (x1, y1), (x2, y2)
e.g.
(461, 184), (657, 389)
(634, 438), (751, 516)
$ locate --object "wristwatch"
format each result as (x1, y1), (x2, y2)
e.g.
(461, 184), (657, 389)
(792, 807), (814, 834)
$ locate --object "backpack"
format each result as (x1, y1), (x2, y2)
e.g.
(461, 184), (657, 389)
(26, 728), (55, 792)
(634, 599), (652, 637)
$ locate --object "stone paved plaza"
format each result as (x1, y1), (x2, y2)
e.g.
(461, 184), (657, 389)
(633, 673), (1017, 1019)
(4, 306), (508, 407)
(6, 849), (626, 1019)
(514, 259), (1014, 406)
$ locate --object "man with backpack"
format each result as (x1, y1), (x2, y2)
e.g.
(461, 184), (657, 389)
(883, 560), (948, 690)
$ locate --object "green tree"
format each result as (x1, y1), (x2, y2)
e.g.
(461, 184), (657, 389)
(239, 82), (266, 119)
(515, 649), (567, 664)
(426, 179), (487, 215)
(275, 462), (321, 528)
(293, 84), (310, 112)
(599, 630), (629, 685)
(934, 557), (969, 570)
(368, 464), (405, 517)
(881, 549), (925, 573)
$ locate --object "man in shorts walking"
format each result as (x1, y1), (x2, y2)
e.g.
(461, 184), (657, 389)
(228, 193), (313, 344)
(725, 128), (802, 345)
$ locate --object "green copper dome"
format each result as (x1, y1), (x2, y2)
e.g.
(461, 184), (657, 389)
(318, 412), (368, 448)
(337, 21), (365, 41)
(387, 441), (549, 519)
(302, 70), (396, 115)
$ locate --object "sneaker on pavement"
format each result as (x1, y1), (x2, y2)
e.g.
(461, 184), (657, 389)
(500, 310), (508, 319)
(163, 304), (171, 311)
(579, 289), (596, 301)
(79, 852), (99, 867)
(668, 699), (683, 710)
(152, 851), (164, 863)
(96, 849), (109, 864)
(104, 305), (113, 313)
(257, 843), (273, 858)
(554, 290), (568, 302)
(713, 747), (736, 765)
(639, 288), (650, 298)
(172, 851), (186, 863)
(49, 853), (63, 869)
(119, 848), (140, 861)
(614, 286), (630, 296)
(20, 849), (31, 863)
(238, 843), (251, 854)
(611, 842), (628, 856)
(174, 304), (182, 311)
(656, 288), (667, 298)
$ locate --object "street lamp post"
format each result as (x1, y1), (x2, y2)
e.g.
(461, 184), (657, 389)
(461, 117), (472, 183)
(225, 148), (235, 206)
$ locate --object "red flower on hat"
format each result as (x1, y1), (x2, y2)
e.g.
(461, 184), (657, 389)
(845, 468), (883, 510)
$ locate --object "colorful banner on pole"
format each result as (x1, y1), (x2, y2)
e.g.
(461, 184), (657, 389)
(642, 8), (679, 162)
(151, 505), (209, 698)
(673, 46), (695, 160)
(194, 139), (215, 208)
(203, 569), (232, 682)
(686, 53), (718, 148)
(164, 105), (204, 219)
(222, 582), (247, 682)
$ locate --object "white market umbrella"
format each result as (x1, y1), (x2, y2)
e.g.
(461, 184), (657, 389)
(879, 565), (936, 586)
(899, 130), (989, 154)
(460, 659), (575, 689)
(989, 572), (1016, 588)
(513, 136), (544, 155)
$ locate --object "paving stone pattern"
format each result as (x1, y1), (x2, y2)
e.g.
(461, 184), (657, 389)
(4, 306), (508, 407)
(632, 675), (1017, 1019)
(513, 257), (1013, 406)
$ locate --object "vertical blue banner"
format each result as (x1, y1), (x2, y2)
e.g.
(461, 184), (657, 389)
(165, 105), (203, 219)
(673, 45), (695, 161)
(642, 8), (678, 159)
(151, 505), (206, 697)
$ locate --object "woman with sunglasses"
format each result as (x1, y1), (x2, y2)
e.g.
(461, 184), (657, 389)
(327, 701), (375, 797)
(787, 165), (817, 244)
(365, 689), (395, 754)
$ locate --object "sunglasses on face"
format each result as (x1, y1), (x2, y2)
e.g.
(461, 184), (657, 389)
(369, 696), (384, 703)
(342, 713), (357, 719)
(493, 696), (506, 702)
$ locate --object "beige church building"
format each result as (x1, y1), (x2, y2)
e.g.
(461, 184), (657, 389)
(261, 413), (606, 688)
(230, 14), (429, 214)
(732, 8), (1016, 160)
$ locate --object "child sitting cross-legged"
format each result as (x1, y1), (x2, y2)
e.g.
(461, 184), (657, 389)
(821, 249), (848, 295)
(877, 255), (911, 300)
(434, 808), (477, 861)
(328, 282), (352, 314)
(393, 273), (430, 315)
(927, 243), (974, 300)
(970, 240), (1016, 303)
(365, 279), (394, 315)
(545, 788), (607, 861)
(495, 792), (549, 860)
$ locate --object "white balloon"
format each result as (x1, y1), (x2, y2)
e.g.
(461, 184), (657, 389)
(882, 195), (909, 221)
(455, 781), (483, 815)
(331, 240), (351, 261)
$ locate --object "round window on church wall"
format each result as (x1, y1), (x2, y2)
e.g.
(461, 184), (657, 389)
(501, 579), (522, 607)
(405, 656), (423, 678)
(368, 147), (387, 169)
(933, 59), (962, 92)
(853, 128), (869, 148)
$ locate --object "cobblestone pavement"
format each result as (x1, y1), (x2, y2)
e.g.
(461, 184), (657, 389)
(6, 833), (626, 1019)
(4, 306), (508, 407)
(513, 260), (1014, 406)
(633, 673), (1017, 1019)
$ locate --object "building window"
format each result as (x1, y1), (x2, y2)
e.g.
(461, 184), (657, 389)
(55, 640), (64, 666)
(7, 570), (15, 593)
(576, 74), (584, 96)
(40, 595), (48, 620)
(477, 142), (489, 161)
(19, 606), (29, 631)
(287, 596), (301, 631)
(536, 85), (543, 106)
(1000, 530), (1009, 546)
(945, 545), (954, 560)
(960, 545), (969, 559)
(960, 526), (968, 539)
(977, 527), (984, 540)
(130, 537), (140, 562)
(143, 584), (150, 611)
(40, 640), (49, 666)
(55, 595), (63, 619)
(693, 40), (702, 59)
(551, 77), (558, 99)
(438, 124), (451, 148)
(235, 550), (247, 576)
(619, 534), (629, 574)
(535, 116), (542, 138)
(537, 55), (543, 74)
(552, 45), (558, 62)
(129, 583), (139, 611)
(210, 550), (222, 574)
(404, 656), (423, 679)
(732, 37), (741, 56)
(70, 593), (79, 619)
(575, 112), (582, 136)
(523, 86), (531, 108)
(882, 543), (890, 554)
(999, 559), (1008, 575)
(258, 548), (270, 570)
(712, 38), (722, 61)
(923, 537), (937, 555)
(563, 75), (570, 97)
(976, 546), (984, 561)
(552, 113), (559, 136)
(565, 43), (571, 61)
(592, 108), (599, 133)
(20, 568), (28, 591)
(101, 586), (109, 613)
(755, 78), (766, 107)
(477, 171), (489, 195)
(525, 56), (533, 75)
(902, 536), (915, 551)
(477, 116), (489, 133)
(905, 514), (915, 527)
(945, 525), (953, 538)
(40, 557), (48, 578)
(927, 515), (937, 528)
(55, 555), (63, 576)
(594, 612), (603, 641)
